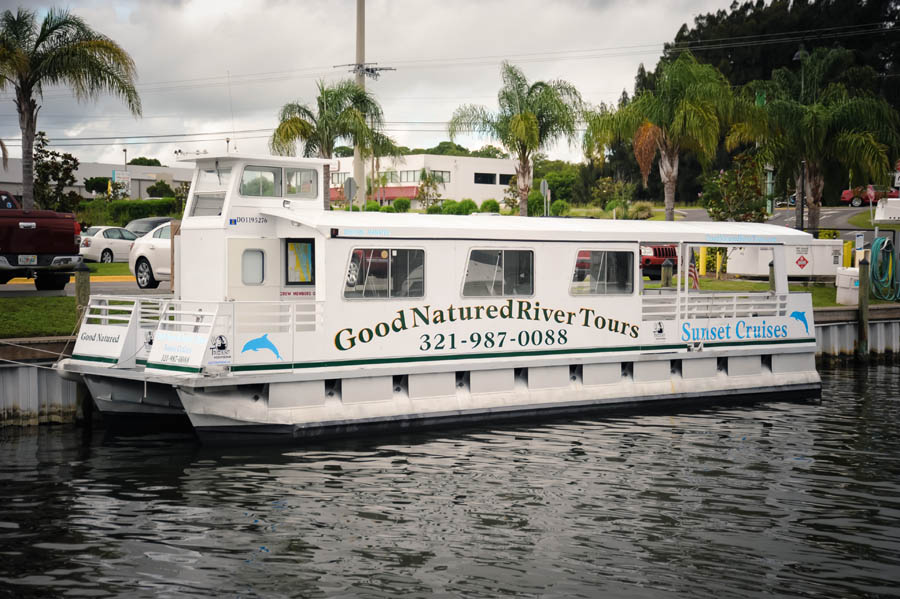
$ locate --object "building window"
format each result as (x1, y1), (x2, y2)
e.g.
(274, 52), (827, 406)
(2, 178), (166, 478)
(378, 171), (400, 184)
(241, 166), (282, 197)
(570, 250), (633, 295)
(286, 168), (317, 198)
(286, 239), (315, 285)
(400, 170), (421, 183)
(344, 248), (425, 299)
(242, 249), (265, 285)
(432, 170), (450, 183)
(331, 171), (348, 186)
(474, 172), (496, 185)
(463, 249), (533, 296)
(499, 174), (513, 186)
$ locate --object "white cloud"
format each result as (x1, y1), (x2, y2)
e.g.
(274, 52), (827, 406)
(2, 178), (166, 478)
(0, 0), (734, 164)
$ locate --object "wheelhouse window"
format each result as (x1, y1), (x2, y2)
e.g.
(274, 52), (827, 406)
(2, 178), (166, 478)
(463, 249), (533, 296)
(570, 250), (633, 295)
(240, 166), (282, 197)
(286, 168), (317, 199)
(344, 248), (425, 299)
(286, 239), (314, 285)
(190, 166), (231, 216)
(242, 249), (265, 285)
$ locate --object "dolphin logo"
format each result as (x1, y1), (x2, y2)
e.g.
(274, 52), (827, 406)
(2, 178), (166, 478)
(240, 333), (283, 360)
(789, 311), (809, 334)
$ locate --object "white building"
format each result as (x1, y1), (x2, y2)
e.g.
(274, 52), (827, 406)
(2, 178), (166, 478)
(0, 157), (193, 200)
(328, 154), (516, 208)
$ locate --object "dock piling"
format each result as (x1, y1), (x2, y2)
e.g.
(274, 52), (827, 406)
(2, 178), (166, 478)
(857, 257), (870, 361)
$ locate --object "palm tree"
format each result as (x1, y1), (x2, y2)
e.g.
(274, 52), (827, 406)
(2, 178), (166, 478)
(585, 52), (733, 221)
(728, 47), (900, 230)
(448, 62), (582, 217)
(0, 8), (140, 211)
(271, 79), (387, 209)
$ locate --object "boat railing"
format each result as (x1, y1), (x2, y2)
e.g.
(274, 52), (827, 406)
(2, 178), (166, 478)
(642, 292), (788, 321)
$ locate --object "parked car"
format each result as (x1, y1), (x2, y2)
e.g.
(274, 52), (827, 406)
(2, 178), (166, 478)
(125, 216), (172, 238)
(79, 226), (138, 263)
(0, 190), (82, 290)
(841, 185), (899, 207)
(128, 222), (171, 289)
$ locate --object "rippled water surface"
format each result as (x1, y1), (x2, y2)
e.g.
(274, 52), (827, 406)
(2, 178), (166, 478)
(2, 365), (900, 598)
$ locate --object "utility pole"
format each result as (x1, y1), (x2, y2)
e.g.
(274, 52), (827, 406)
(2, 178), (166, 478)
(353, 0), (365, 209)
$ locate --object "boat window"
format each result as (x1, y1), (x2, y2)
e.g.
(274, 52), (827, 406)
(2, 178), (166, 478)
(242, 249), (265, 285)
(286, 239), (315, 285)
(462, 249), (533, 296)
(191, 167), (231, 217)
(285, 168), (318, 199)
(240, 165), (283, 197)
(570, 250), (633, 295)
(344, 248), (425, 299)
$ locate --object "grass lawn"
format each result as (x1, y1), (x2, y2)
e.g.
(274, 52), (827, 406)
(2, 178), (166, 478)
(847, 210), (900, 231)
(0, 297), (77, 338)
(87, 262), (132, 276)
(647, 276), (844, 307)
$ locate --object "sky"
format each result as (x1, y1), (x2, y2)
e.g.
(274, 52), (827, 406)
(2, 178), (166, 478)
(0, 0), (737, 167)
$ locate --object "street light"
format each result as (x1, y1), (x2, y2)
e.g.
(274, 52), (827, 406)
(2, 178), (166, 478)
(793, 45), (809, 232)
(123, 148), (127, 166)
(793, 45), (808, 101)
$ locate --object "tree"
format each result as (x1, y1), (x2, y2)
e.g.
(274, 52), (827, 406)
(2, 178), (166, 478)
(585, 52), (733, 221)
(730, 47), (900, 229)
(32, 132), (80, 212)
(0, 8), (140, 211)
(334, 145), (354, 157)
(449, 62), (582, 216)
(271, 79), (388, 209)
(147, 180), (175, 198)
(84, 176), (110, 195)
(128, 157), (162, 166)
(700, 153), (767, 222)
(471, 144), (509, 159)
(414, 168), (443, 208)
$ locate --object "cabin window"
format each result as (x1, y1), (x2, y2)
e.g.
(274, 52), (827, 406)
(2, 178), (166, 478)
(240, 166), (283, 197)
(285, 239), (315, 285)
(344, 248), (425, 299)
(191, 166), (231, 216)
(242, 249), (265, 285)
(463, 249), (533, 296)
(285, 168), (317, 199)
(570, 250), (633, 295)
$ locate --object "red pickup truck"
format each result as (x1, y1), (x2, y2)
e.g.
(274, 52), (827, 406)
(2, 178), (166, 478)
(0, 191), (83, 290)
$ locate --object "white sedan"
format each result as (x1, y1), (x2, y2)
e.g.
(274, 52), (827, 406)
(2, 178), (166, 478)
(128, 222), (171, 289)
(79, 226), (138, 263)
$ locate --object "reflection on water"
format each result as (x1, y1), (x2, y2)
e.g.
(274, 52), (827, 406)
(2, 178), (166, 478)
(1, 365), (899, 598)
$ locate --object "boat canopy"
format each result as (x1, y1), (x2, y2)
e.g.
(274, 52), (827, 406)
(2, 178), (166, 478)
(261, 207), (814, 245)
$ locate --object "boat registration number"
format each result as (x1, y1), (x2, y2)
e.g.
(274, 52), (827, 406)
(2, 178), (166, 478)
(17, 254), (37, 266)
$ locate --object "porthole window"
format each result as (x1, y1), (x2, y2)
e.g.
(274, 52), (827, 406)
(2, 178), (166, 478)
(242, 249), (265, 285)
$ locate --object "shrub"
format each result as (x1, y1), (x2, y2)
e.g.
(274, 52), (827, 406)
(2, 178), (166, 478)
(480, 199), (500, 213)
(364, 201), (381, 212)
(345, 204), (361, 211)
(457, 199), (478, 215)
(527, 189), (544, 216)
(380, 205), (396, 213)
(393, 198), (411, 213)
(426, 203), (443, 215)
(629, 201), (653, 220)
(76, 197), (182, 228)
(550, 199), (570, 217)
(818, 229), (839, 239)
(441, 200), (459, 215)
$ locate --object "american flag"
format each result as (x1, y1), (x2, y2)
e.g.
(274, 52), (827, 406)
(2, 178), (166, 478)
(688, 256), (700, 289)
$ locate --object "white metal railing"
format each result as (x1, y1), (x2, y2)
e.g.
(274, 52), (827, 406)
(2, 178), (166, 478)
(641, 291), (788, 321)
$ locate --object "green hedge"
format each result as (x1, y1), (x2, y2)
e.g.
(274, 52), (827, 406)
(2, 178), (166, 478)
(77, 197), (183, 227)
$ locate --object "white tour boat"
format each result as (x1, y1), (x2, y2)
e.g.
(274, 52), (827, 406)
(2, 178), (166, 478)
(56, 154), (820, 441)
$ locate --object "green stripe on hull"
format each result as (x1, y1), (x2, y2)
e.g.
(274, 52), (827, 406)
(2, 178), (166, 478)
(71, 354), (118, 364)
(145, 363), (203, 373)
(229, 337), (815, 373)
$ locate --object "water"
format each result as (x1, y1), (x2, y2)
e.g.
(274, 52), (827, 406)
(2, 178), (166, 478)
(2, 366), (899, 599)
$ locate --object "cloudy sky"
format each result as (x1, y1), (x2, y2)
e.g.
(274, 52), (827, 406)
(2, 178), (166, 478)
(0, 0), (735, 166)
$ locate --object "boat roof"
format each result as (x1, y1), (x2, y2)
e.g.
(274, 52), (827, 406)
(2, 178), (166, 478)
(178, 153), (333, 166)
(261, 207), (813, 245)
